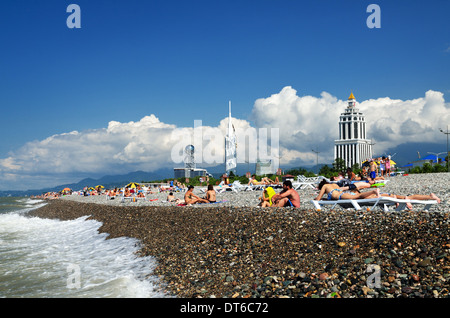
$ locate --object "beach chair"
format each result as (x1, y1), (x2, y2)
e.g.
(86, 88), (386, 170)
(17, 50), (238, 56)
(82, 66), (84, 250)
(311, 196), (438, 212)
(294, 175), (320, 190)
(198, 186), (227, 194)
(119, 188), (147, 203)
(249, 184), (266, 191)
(121, 195), (147, 203)
(231, 181), (253, 192)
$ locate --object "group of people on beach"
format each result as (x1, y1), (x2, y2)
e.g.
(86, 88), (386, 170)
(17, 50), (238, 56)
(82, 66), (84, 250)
(165, 184), (218, 205)
(258, 180), (301, 208)
(314, 178), (440, 209)
(35, 163), (440, 210)
(253, 166), (440, 210)
(312, 168), (440, 208)
(369, 156), (392, 178)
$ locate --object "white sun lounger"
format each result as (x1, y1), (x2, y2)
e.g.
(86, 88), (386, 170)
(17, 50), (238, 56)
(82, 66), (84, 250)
(311, 196), (438, 212)
(118, 188), (147, 203)
(198, 187), (227, 194)
(121, 195), (147, 203)
(292, 175), (322, 190)
(231, 181), (254, 192)
(293, 181), (316, 190)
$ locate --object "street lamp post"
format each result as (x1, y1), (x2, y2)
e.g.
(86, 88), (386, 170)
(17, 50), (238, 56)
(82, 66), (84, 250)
(312, 149), (320, 175)
(439, 125), (449, 172)
(427, 152), (446, 166)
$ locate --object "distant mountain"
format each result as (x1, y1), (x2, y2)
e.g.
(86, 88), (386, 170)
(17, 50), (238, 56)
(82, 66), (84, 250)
(382, 142), (447, 167)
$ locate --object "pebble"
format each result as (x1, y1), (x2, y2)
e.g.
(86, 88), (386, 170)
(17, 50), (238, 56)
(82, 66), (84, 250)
(28, 172), (450, 298)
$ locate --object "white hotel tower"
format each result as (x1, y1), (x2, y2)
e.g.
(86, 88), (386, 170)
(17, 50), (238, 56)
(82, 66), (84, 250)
(334, 92), (373, 168)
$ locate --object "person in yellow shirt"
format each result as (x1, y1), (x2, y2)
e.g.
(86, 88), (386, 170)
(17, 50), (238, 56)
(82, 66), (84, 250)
(259, 187), (276, 207)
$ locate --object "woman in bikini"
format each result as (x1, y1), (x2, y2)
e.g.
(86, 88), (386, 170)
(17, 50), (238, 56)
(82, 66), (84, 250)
(314, 180), (380, 201)
(205, 185), (217, 203)
(378, 192), (440, 209)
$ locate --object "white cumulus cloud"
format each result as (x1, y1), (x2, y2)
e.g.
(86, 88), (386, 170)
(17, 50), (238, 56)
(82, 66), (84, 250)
(0, 87), (448, 190)
(252, 86), (449, 165)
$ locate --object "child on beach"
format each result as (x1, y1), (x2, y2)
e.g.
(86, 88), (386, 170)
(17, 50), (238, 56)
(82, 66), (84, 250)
(385, 156), (391, 177)
(167, 192), (180, 203)
(258, 187), (276, 207)
(380, 157), (386, 177)
(369, 159), (377, 179)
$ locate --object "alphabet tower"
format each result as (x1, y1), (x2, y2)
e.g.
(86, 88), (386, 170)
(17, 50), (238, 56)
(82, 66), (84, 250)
(334, 92), (373, 168)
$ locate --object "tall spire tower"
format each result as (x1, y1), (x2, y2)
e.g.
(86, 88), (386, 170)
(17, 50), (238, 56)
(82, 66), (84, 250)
(334, 92), (373, 168)
(225, 101), (237, 174)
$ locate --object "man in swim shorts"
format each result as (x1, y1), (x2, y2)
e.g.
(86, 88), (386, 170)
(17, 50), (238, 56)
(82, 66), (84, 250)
(369, 159), (377, 179)
(272, 181), (301, 208)
(184, 185), (209, 204)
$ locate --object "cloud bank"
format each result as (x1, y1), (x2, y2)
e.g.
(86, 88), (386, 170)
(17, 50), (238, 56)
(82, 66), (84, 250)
(1, 87), (448, 190)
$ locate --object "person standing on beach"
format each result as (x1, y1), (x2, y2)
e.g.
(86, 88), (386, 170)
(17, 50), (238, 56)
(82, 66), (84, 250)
(369, 159), (377, 180)
(184, 185), (209, 204)
(385, 156), (391, 177)
(380, 157), (386, 177)
(272, 181), (301, 208)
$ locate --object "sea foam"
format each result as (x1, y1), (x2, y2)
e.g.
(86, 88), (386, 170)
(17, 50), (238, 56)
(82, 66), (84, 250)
(0, 212), (167, 298)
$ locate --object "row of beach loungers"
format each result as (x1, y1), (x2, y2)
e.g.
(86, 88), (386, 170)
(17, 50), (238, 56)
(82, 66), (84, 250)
(199, 175), (321, 193)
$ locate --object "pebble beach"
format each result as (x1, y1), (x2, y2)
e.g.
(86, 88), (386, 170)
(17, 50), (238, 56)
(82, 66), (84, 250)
(29, 173), (450, 298)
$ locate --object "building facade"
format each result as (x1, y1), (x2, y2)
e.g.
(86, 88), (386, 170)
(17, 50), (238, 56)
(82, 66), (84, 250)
(255, 159), (275, 176)
(174, 168), (207, 179)
(173, 144), (209, 179)
(334, 92), (373, 168)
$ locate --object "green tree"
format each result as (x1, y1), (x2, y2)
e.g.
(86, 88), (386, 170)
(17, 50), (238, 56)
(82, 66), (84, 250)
(410, 166), (422, 174)
(285, 167), (316, 177)
(422, 162), (433, 173)
(318, 165), (334, 178)
(333, 158), (346, 173)
(433, 164), (446, 173)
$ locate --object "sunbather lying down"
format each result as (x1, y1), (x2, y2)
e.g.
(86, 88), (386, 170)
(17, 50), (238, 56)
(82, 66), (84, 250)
(315, 180), (441, 210)
(379, 192), (441, 209)
(315, 180), (380, 201)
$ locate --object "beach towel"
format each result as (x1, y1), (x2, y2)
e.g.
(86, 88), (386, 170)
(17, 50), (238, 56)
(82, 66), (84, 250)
(177, 200), (227, 206)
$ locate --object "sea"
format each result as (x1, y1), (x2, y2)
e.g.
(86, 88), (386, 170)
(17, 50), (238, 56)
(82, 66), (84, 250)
(0, 196), (167, 298)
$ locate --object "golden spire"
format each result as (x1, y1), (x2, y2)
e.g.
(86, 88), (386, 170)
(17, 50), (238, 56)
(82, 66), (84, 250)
(348, 91), (355, 100)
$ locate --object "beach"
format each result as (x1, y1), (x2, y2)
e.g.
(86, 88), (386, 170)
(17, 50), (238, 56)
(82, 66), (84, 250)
(28, 173), (450, 298)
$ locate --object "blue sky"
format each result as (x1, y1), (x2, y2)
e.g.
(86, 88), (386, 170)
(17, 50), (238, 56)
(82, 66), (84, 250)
(0, 0), (449, 190)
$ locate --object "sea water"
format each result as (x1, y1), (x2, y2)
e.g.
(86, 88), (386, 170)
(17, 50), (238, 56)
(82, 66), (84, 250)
(0, 197), (167, 298)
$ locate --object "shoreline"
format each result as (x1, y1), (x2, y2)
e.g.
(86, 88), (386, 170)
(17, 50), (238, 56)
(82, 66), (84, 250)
(28, 175), (450, 298)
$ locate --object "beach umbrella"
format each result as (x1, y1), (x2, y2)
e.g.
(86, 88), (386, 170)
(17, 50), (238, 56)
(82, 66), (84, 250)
(62, 188), (71, 191)
(361, 160), (370, 167)
(95, 185), (104, 189)
(126, 182), (140, 188)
